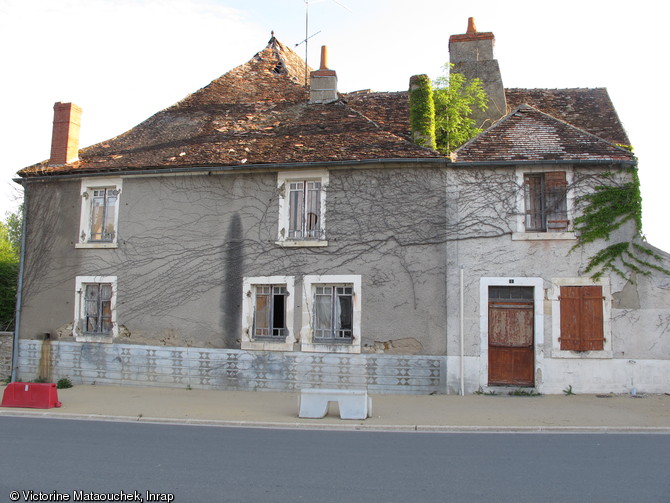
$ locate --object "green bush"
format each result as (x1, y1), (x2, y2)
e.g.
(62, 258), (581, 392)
(57, 377), (73, 389)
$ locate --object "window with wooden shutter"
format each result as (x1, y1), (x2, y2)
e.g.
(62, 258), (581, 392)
(559, 286), (604, 351)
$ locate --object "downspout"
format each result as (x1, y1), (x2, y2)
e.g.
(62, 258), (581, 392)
(10, 183), (27, 382)
(460, 266), (464, 396)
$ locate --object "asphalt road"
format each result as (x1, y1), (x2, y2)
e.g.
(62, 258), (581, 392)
(1, 417), (669, 503)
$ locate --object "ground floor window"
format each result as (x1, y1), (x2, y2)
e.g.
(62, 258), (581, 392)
(83, 283), (113, 334)
(301, 275), (361, 354)
(241, 276), (295, 351)
(559, 285), (604, 351)
(549, 278), (611, 358)
(74, 276), (117, 341)
(254, 285), (288, 339)
(313, 285), (353, 342)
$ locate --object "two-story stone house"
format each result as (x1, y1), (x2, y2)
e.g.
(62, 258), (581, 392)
(12, 21), (669, 394)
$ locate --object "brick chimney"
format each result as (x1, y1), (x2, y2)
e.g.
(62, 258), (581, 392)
(449, 17), (507, 129)
(49, 102), (82, 166)
(309, 46), (338, 104)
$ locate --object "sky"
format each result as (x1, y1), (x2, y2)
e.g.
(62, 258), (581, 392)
(1, 0), (668, 251)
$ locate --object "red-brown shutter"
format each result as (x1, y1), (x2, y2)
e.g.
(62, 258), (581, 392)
(579, 286), (605, 350)
(559, 286), (604, 351)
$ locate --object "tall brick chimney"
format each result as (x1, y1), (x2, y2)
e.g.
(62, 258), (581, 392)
(49, 102), (82, 166)
(309, 46), (338, 104)
(449, 18), (507, 129)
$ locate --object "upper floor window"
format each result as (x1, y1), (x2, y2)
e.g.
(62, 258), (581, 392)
(524, 172), (568, 232)
(277, 170), (328, 247)
(288, 180), (322, 239)
(77, 178), (122, 248)
(90, 188), (119, 241)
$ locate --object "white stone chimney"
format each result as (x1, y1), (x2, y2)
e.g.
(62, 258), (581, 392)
(449, 17), (507, 129)
(309, 46), (338, 104)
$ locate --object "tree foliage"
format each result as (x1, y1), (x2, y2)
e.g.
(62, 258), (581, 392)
(433, 64), (489, 154)
(0, 206), (21, 331)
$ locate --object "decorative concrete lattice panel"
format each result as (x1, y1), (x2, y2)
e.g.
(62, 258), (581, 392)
(17, 341), (447, 395)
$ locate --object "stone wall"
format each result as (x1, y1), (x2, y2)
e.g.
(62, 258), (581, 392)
(0, 332), (13, 380)
(17, 340), (447, 394)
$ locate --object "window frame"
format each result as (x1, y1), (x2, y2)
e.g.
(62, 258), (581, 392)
(301, 274), (362, 353)
(276, 169), (328, 247)
(241, 276), (296, 351)
(73, 275), (118, 342)
(76, 177), (122, 249)
(513, 167), (575, 241)
(550, 278), (612, 358)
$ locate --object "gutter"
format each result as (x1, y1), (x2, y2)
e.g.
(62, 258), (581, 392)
(14, 156), (636, 183)
(11, 186), (28, 382)
(14, 157), (449, 183)
(449, 159), (637, 168)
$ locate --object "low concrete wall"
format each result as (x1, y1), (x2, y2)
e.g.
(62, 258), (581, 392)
(17, 340), (447, 395)
(0, 332), (13, 380)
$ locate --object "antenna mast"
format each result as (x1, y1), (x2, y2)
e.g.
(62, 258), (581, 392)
(295, 0), (350, 85)
(304, 0), (308, 85)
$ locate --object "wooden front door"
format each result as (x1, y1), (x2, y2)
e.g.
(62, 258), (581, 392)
(488, 286), (535, 386)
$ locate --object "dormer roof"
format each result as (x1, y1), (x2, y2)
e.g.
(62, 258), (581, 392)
(451, 104), (635, 164)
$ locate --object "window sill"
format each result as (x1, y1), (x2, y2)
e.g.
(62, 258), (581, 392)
(512, 232), (576, 241)
(242, 340), (296, 351)
(275, 240), (329, 248)
(301, 341), (361, 354)
(75, 242), (119, 249)
(74, 334), (114, 343)
(550, 349), (613, 359)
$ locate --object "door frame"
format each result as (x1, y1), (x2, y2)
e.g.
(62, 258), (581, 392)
(479, 277), (544, 389)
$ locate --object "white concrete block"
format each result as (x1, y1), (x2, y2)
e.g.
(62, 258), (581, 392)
(299, 388), (372, 420)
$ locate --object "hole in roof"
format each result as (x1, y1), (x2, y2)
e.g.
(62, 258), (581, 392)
(272, 62), (286, 75)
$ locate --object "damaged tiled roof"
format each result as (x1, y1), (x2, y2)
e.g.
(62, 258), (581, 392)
(505, 88), (630, 146)
(20, 37), (437, 177)
(344, 87), (631, 148)
(344, 90), (411, 141)
(19, 37), (634, 178)
(451, 105), (635, 164)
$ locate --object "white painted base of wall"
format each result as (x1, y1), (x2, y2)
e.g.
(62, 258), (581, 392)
(538, 358), (670, 395)
(448, 355), (670, 395)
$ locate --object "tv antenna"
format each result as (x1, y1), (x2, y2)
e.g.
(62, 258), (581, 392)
(295, 0), (351, 85)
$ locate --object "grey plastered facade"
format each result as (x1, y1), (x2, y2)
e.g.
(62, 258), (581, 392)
(16, 164), (451, 393)
(16, 161), (670, 394)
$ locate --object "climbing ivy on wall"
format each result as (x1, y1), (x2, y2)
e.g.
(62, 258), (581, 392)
(572, 166), (669, 280)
